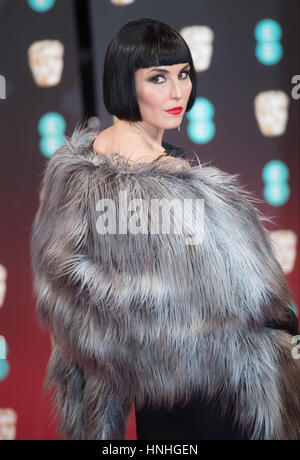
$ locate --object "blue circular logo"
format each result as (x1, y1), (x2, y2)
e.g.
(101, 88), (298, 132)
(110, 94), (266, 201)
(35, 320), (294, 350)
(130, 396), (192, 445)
(40, 135), (65, 159)
(254, 19), (282, 42)
(0, 359), (9, 381)
(38, 112), (66, 136)
(254, 19), (283, 65)
(28, 0), (56, 12)
(262, 160), (289, 183)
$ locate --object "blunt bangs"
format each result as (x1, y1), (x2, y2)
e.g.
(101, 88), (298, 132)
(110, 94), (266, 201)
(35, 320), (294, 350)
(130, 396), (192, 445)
(103, 18), (197, 122)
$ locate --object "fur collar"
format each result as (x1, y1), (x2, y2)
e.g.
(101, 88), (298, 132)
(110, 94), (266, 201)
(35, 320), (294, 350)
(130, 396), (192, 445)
(30, 124), (300, 440)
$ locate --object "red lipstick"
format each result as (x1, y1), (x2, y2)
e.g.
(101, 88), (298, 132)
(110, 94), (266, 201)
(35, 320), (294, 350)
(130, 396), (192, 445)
(165, 106), (183, 115)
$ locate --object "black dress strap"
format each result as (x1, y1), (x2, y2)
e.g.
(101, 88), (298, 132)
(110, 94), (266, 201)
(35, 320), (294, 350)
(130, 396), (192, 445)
(265, 306), (299, 336)
(162, 140), (186, 158)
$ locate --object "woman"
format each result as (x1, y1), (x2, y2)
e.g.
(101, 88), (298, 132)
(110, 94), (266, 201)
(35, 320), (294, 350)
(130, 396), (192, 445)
(30, 18), (300, 440)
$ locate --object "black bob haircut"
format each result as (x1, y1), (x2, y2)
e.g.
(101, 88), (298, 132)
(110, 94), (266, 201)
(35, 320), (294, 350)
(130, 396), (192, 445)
(103, 18), (197, 122)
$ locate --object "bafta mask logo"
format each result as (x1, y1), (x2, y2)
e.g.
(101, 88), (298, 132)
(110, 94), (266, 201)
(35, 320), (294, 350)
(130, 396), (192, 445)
(0, 409), (17, 440)
(28, 39), (65, 87)
(270, 230), (297, 275)
(254, 90), (289, 137)
(0, 264), (7, 308)
(110, 0), (135, 4)
(180, 26), (214, 72)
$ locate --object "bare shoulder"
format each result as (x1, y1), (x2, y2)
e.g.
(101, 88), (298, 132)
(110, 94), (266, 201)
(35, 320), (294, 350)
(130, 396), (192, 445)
(93, 125), (135, 153)
(92, 124), (189, 169)
(92, 127), (113, 154)
(93, 126), (161, 162)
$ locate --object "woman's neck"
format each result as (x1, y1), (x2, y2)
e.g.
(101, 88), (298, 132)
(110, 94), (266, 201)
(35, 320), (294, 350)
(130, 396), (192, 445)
(115, 119), (165, 151)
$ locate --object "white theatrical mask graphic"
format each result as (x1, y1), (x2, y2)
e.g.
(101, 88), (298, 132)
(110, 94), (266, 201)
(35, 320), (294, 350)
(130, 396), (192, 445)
(28, 40), (65, 87)
(270, 229), (298, 274)
(254, 90), (289, 137)
(110, 0), (135, 4)
(0, 264), (7, 308)
(0, 409), (17, 440)
(180, 25), (214, 72)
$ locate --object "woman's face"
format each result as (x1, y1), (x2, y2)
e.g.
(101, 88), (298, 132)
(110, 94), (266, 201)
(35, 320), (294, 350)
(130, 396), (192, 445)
(134, 62), (192, 129)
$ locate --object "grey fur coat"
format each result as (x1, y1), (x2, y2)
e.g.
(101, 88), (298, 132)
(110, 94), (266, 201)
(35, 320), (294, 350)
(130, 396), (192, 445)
(30, 125), (300, 440)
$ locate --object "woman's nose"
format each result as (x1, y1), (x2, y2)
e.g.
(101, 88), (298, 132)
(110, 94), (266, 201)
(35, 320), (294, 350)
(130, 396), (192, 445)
(170, 80), (183, 98)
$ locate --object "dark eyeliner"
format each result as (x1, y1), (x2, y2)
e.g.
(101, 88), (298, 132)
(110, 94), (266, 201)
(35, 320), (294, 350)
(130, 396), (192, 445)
(150, 69), (190, 83)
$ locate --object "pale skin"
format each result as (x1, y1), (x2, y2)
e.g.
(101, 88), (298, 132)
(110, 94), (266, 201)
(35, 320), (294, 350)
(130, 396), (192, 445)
(93, 62), (193, 164)
(49, 63), (192, 350)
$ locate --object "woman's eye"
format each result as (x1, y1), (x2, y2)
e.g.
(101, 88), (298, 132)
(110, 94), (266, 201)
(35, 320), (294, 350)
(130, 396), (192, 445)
(151, 75), (165, 84)
(151, 70), (190, 84)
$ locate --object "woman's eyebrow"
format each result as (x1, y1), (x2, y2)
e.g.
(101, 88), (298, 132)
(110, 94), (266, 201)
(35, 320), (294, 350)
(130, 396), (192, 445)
(147, 64), (190, 74)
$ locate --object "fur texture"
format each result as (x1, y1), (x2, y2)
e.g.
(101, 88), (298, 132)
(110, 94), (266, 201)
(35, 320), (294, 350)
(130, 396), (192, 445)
(30, 125), (300, 440)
